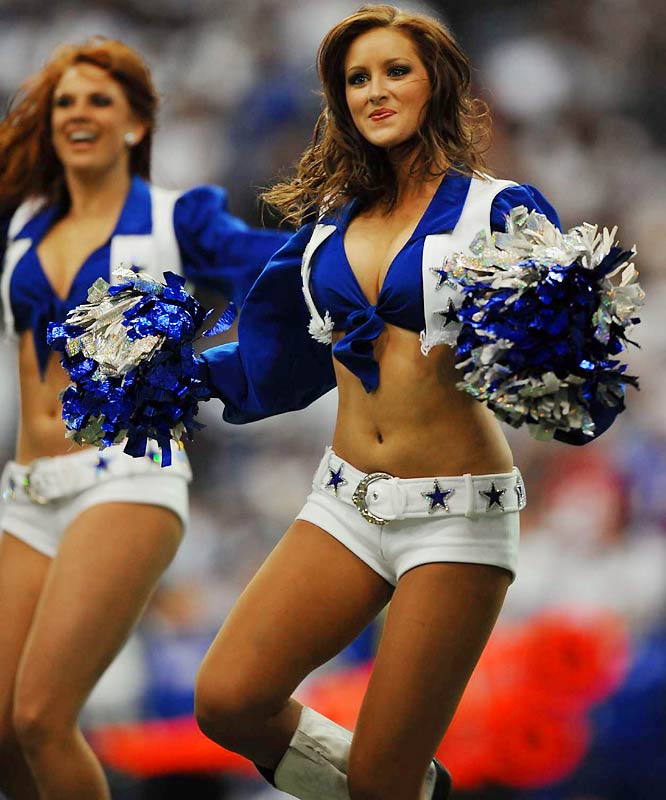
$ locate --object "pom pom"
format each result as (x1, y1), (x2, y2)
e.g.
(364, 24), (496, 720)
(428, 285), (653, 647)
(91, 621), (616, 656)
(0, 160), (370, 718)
(445, 207), (644, 440)
(47, 266), (235, 466)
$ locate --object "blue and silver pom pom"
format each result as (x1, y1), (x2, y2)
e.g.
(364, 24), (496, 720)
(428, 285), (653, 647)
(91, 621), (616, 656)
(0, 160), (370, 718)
(445, 206), (644, 441)
(47, 267), (235, 465)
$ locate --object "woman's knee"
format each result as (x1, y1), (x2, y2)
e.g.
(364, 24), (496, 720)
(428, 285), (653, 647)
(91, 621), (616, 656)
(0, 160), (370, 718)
(194, 664), (282, 751)
(11, 668), (75, 755)
(12, 695), (59, 755)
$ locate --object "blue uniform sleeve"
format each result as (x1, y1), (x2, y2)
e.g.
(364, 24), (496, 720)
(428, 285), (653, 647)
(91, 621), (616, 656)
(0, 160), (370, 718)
(492, 183), (619, 445)
(490, 183), (561, 231)
(199, 223), (337, 424)
(174, 185), (291, 307)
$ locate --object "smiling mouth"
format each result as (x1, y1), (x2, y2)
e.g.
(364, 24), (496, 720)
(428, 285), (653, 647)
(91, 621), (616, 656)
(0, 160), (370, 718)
(67, 131), (98, 143)
(369, 111), (395, 121)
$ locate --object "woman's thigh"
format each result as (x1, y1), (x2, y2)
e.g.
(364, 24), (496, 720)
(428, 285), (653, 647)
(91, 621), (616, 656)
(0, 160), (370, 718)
(14, 502), (183, 724)
(198, 519), (394, 707)
(0, 533), (50, 734)
(349, 561), (511, 796)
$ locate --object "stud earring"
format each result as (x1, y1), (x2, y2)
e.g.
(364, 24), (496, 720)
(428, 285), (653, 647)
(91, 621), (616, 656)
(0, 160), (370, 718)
(124, 132), (136, 146)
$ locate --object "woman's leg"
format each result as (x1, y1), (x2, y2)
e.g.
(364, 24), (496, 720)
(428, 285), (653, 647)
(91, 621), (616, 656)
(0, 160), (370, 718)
(12, 502), (183, 800)
(0, 532), (49, 800)
(347, 562), (512, 800)
(195, 519), (393, 767)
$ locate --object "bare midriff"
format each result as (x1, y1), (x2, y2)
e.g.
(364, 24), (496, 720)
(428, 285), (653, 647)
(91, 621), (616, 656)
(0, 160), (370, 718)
(331, 322), (513, 479)
(15, 331), (82, 464)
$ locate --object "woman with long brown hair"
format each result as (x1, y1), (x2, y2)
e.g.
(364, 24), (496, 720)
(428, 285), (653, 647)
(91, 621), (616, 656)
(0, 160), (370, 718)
(186, 5), (626, 800)
(0, 37), (288, 798)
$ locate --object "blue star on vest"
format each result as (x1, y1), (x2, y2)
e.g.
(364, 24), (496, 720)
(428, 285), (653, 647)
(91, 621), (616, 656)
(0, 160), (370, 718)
(421, 480), (454, 513)
(325, 464), (348, 496)
(479, 481), (506, 511)
(437, 298), (459, 328)
(430, 265), (449, 289)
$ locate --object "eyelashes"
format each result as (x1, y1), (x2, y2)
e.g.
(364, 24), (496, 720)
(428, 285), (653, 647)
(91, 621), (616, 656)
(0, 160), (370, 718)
(347, 73), (367, 86)
(53, 93), (113, 108)
(346, 65), (412, 86)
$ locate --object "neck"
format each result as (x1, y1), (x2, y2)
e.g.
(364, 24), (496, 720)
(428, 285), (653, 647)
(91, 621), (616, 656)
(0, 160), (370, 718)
(387, 140), (443, 203)
(64, 165), (132, 219)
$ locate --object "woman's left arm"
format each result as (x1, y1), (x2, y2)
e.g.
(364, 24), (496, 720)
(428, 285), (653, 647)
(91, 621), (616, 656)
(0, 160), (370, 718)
(173, 185), (292, 307)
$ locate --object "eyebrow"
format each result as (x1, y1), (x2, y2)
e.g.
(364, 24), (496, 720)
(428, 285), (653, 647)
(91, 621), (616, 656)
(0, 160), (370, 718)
(53, 88), (112, 97)
(345, 56), (413, 73)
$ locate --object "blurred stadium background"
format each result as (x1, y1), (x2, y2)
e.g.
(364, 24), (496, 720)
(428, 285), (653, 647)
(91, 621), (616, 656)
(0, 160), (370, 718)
(1, 0), (665, 798)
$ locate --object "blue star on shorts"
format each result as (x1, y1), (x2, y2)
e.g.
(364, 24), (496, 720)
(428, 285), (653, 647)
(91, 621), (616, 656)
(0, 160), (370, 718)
(94, 456), (109, 475)
(479, 481), (506, 510)
(325, 464), (348, 496)
(421, 480), (454, 513)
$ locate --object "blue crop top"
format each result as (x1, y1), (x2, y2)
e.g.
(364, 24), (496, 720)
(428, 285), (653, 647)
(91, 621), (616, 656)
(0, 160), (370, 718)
(200, 172), (618, 445)
(0, 175), (290, 376)
(308, 172), (559, 393)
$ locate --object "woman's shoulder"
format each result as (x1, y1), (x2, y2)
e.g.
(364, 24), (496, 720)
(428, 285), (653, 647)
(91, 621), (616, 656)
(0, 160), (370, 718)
(489, 178), (561, 229)
(3, 196), (49, 241)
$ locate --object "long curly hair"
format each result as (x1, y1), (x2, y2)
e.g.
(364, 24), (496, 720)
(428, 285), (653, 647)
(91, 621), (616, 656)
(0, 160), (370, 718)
(0, 37), (158, 216)
(263, 4), (491, 227)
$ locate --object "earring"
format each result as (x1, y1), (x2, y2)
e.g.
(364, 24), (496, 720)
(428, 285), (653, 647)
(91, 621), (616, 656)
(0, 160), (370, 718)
(124, 132), (136, 146)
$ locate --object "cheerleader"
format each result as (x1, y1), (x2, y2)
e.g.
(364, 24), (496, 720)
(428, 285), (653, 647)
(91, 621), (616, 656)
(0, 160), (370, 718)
(0, 37), (288, 799)
(191, 6), (629, 800)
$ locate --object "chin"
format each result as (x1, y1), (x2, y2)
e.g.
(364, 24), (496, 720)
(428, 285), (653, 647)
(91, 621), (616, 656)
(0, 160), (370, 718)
(64, 161), (115, 181)
(62, 161), (104, 176)
(363, 128), (416, 151)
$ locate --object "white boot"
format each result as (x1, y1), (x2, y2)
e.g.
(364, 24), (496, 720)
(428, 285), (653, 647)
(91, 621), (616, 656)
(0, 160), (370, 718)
(273, 706), (352, 799)
(270, 706), (443, 800)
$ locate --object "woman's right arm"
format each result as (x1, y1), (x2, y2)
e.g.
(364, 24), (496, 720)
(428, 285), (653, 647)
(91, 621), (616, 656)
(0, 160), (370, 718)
(199, 223), (337, 424)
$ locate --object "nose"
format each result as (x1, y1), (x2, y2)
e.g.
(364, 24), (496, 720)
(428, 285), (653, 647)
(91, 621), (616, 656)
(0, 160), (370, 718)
(367, 73), (388, 105)
(58, 98), (90, 120)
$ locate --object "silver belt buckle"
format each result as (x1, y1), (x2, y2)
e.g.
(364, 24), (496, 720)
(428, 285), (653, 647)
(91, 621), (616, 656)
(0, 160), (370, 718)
(352, 472), (393, 526)
(22, 461), (50, 505)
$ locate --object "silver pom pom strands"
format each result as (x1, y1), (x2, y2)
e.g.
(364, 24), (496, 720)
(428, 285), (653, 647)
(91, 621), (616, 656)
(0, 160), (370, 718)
(62, 273), (165, 376)
(445, 207), (644, 441)
(48, 266), (235, 465)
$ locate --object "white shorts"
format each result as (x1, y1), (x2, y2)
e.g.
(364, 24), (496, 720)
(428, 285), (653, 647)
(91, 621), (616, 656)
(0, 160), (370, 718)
(296, 447), (524, 585)
(0, 443), (192, 558)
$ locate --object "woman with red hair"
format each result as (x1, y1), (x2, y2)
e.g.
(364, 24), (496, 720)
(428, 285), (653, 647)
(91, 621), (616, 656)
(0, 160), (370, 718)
(190, 5), (623, 800)
(0, 38), (288, 798)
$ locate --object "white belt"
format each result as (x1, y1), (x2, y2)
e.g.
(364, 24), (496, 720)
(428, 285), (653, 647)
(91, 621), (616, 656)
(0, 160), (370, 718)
(1, 443), (191, 505)
(313, 447), (526, 526)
